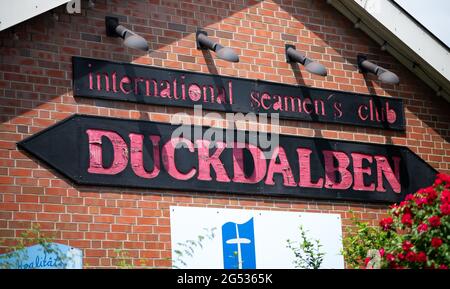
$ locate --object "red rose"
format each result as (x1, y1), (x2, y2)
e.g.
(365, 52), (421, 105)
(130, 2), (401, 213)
(415, 197), (427, 207)
(389, 262), (398, 269)
(401, 213), (413, 226)
(428, 216), (441, 227)
(417, 223), (428, 233)
(431, 237), (443, 248)
(405, 251), (416, 262)
(399, 201), (408, 207)
(436, 173), (450, 188)
(390, 204), (400, 216)
(402, 240), (413, 252)
(379, 248), (385, 257)
(386, 253), (395, 262)
(441, 190), (450, 204)
(439, 264), (448, 269)
(416, 252), (427, 263)
(364, 257), (371, 267)
(397, 253), (405, 261)
(434, 178), (443, 186)
(379, 217), (393, 230)
(437, 174), (450, 188)
(436, 173), (447, 181)
(405, 194), (414, 202)
(424, 188), (437, 203)
(440, 203), (450, 215)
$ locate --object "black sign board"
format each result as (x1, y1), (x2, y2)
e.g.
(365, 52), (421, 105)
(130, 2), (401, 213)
(73, 57), (405, 130)
(18, 115), (435, 203)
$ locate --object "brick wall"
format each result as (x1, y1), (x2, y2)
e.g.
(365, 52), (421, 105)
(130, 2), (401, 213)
(0, 0), (448, 268)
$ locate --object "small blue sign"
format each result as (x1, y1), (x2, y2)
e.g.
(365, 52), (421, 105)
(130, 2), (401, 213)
(222, 218), (256, 269)
(0, 243), (83, 269)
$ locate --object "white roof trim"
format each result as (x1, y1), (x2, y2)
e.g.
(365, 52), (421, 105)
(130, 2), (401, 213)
(0, 0), (70, 32)
(328, 0), (450, 102)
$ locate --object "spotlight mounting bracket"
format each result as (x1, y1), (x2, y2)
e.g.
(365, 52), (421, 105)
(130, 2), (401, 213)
(105, 16), (119, 37)
(196, 30), (206, 50)
(285, 44), (298, 63)
(196, 29), (217, 51)
(357, 54), (368, 73)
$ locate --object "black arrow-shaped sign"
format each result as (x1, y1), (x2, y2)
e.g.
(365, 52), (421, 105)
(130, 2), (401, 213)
(18, 114), (437, 203)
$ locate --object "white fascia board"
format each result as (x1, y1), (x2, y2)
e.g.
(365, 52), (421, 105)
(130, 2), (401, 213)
(328, 0), (450, 101)
(354, 0), (450, 83)
(0, 0), (70, 31)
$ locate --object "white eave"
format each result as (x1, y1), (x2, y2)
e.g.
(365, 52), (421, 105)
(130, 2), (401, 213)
(0, 0), (70, 32)
(328, 0), (450, 102)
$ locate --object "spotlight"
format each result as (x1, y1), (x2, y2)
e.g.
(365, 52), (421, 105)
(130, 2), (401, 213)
(357, 54), (400, 84)
(436, 87), (442, 97)
(196, 30), (239, 63)
(354, 19), (361, 29)
(285, 44), (327, 76)
(380, 41), (387, 51)
(105, 16), (149, 52)
(88, 0), (95, 8)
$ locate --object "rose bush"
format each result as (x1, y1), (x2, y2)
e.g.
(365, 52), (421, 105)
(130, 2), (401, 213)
(342, 173), (450, 269)
(376, 173), (450, 269)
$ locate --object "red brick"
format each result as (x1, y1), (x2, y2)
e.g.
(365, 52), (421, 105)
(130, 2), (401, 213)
(111, 224), (131, 232)
(140, 250), (160, 258)
(46, 69), (65, 78)
(16, 195), (39, 203)
(85, 249), (107, 257)
(68, 240), (91, 248)
(107, 233), (127, 240)
(94, 215), (115, 223)
(85, 232), (106, 240)
(37, 213), (59, 221)
(57, 223), (78, 231)
(72, 214), (93, 223)
(44, 204), (65, 213)
(116, 216), (136, 224)
(13, 212), (36, 220)
(137, 218), (158, 225)
(88, 224), (110, 233)
(40, 196), (62, 204)
(0, 203), (20, 211)
(121, 208), (141, 217)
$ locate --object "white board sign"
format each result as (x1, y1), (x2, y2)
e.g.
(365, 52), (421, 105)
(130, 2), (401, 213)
(170, 206), (344, 269)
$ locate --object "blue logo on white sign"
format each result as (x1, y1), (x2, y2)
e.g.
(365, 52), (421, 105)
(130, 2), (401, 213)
(222, 218), (256, 269)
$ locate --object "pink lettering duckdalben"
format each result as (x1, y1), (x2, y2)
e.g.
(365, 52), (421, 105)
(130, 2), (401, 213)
(86, 129), (401, 193)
